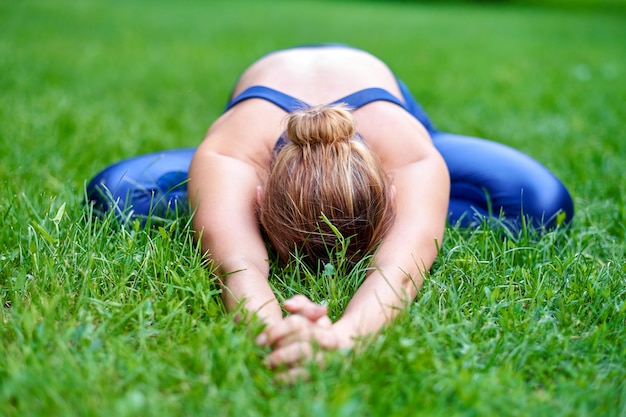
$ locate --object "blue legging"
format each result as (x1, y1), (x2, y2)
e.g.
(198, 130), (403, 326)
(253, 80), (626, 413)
(86, 99), (574, 232)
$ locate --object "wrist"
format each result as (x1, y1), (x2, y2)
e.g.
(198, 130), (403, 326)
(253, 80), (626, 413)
(331, 319), (359, 349)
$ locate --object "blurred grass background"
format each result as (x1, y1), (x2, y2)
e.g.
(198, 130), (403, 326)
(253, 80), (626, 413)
(1, 0), (625, 415)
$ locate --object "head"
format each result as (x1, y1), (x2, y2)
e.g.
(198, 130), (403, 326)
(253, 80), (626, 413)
(259, 103), (396, 270)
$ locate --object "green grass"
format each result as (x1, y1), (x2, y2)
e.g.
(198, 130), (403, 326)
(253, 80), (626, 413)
(1, 0), (625, 415)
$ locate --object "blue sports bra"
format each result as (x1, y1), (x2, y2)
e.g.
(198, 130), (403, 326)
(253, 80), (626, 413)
(225, 85), (411, 153)
(225, 85), (408, 113)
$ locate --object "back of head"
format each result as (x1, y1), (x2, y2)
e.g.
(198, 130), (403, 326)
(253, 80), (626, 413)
(260, 104), (395, 269)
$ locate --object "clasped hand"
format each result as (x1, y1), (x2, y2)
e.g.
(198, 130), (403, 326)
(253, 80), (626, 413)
(255, 295), (349, 378)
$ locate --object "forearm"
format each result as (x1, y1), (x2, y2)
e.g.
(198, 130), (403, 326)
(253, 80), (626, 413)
(220, 266), (283, 325)
(330, 152), (449, 347)
(189, 148), (283, 325)
(332, 264), (423, 348)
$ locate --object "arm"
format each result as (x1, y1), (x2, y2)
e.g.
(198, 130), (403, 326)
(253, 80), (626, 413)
(188, 144), (282, 325)
(327, 106), (450, 345)
(333, 150), (449, 346)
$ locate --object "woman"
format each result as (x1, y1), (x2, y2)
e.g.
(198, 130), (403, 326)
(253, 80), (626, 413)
(87, 44), (574, 373)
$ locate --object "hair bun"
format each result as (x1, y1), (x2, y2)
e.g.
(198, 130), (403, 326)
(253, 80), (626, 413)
(286, 104), (357, 146)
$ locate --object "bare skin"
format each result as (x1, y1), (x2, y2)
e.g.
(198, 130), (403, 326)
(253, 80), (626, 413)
(188, 46), (450, 371)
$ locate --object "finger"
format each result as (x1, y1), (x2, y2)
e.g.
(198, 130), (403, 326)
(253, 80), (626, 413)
(272, 328), (312, 349)
(315, 315), (332, 328)
(271, 322), (338, 351)
(274, 367), (310, 385)
(266, 341), (314, 369)
(283, 295), (327, 322)
(256, 314), (311, 347)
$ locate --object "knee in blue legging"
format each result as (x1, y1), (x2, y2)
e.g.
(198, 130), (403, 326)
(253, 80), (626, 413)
(432, 132), (574, 232)
(85, 136), (574, 233)
(86, 148), (195, 223)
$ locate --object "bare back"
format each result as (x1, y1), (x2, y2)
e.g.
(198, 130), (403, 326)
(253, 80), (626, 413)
(232, 46), (404, 105)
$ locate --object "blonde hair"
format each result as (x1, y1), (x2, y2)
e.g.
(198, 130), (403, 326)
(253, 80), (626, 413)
(259, 104), (396, 269)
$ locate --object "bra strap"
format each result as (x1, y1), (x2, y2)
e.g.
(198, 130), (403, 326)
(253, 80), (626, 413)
(331, 87), (407, 110)
(225, 86), (310, 112)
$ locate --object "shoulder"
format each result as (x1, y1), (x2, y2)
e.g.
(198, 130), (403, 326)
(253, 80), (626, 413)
(354, 103), (436, 171)
(197, 99), (285, 171)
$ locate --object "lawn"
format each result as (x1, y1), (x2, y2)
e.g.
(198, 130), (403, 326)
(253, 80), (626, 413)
(1, 0), (625, 415)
